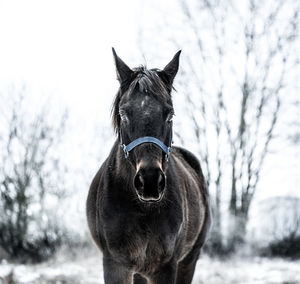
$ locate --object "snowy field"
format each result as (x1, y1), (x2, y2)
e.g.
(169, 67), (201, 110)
(0, 253), (299, 284)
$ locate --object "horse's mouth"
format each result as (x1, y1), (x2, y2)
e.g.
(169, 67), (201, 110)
(137, 192), (164, 204)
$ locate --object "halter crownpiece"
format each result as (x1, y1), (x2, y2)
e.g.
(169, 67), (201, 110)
(119, 121), (173, 161)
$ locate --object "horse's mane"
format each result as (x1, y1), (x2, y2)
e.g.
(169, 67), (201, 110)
(111, 66), (172, 133)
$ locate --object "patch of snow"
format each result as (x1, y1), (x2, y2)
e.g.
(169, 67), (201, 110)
(0, 254), (299, 283)
(193, 255), (300, 284)
(0, 264), (13, 282)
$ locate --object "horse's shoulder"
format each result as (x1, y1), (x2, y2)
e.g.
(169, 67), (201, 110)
(172, 146), (202, 175)
(90, 160), (107, 191)
(86, 159), (109, 251)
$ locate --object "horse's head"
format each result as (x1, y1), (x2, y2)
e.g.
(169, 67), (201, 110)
(112, 48), (181, 203)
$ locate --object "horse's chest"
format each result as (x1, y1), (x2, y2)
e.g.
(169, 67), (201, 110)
(104, 217), (177, 273)
(121, 234), (175, 273)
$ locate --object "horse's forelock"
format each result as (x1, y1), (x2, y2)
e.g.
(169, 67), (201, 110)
(111, 66), (171, 133)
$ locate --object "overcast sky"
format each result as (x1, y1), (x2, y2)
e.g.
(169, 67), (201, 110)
(0, 0), (142, 119)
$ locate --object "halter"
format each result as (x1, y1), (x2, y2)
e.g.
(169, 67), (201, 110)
(119, 121), (173, 161)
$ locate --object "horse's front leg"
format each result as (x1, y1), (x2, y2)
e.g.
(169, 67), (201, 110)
(149, 259), (177, 284)
(103, 257), (133, 284)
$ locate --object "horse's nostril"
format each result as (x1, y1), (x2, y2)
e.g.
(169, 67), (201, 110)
(158, 174), (162, 184)
(158, 173), (165, 191)
(134, 173), (144, 191)
(139, 175), (144, 184)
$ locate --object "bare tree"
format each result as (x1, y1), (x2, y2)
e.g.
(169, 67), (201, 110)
(179, 0), (299, 251)
(257, 197), (300, 258)
(0, 86), (68, 262)
(139, 0), (299, 252)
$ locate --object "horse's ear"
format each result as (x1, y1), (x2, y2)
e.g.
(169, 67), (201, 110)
(158, 50), (181, 90)
(112, 48), (134, 85)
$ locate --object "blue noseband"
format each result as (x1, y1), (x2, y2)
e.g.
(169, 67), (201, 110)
(119, 122), (173, 161)
(121, 136), (171, 158)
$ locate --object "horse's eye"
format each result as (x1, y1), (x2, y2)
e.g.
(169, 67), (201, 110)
(119, 112), (129, 122)
(167, 113), (174, 123)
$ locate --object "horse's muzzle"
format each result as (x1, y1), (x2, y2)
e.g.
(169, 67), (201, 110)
(134, 167), (166, 203)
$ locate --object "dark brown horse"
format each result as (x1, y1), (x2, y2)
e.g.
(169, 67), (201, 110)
(86, 49), (211, 284)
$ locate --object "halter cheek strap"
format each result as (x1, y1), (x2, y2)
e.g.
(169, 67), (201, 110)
(119, 121), (173, 161)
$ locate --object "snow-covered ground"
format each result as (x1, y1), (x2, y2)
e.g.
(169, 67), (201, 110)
(0, 253), (299, 284)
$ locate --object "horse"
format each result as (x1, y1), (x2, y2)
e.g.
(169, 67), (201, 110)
(86, 48), (211, 284)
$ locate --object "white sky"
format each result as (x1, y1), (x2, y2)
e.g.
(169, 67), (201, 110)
(0, 0), (141, 120)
